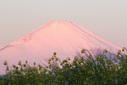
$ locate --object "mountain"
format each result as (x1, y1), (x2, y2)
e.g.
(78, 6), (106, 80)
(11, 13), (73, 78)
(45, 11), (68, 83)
(0, 20), (120, 74)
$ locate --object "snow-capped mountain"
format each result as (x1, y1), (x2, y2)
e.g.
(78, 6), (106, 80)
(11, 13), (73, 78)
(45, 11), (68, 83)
(0, 21), (120, 74)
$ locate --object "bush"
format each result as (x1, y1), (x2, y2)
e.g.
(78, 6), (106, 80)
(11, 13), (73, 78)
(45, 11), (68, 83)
(0, 49), (127, 85)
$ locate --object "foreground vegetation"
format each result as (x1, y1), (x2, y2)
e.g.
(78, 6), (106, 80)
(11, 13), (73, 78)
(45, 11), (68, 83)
(0, 49), (127, 85)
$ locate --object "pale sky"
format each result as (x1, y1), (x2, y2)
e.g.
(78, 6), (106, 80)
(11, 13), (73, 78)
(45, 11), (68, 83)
(0, 0), (127, 47)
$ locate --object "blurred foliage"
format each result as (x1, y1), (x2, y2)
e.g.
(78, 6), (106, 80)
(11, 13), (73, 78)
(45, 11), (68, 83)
(0, 49), (127, 85)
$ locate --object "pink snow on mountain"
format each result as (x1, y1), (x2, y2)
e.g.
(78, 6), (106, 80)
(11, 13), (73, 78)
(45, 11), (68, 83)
(0, 20), (121, 74)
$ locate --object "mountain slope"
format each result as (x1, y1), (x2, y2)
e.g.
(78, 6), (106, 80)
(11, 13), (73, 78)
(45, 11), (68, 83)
(0, 21), (120, 74)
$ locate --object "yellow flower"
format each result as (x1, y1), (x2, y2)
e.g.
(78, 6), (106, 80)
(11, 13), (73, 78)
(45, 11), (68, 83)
(104, 49), (108, 53)
(117, 50), (121, 55)
(55, 58), (58, 61)
(3, 61), (7, 65)
(48, 61), (50, 64)
(74, 57), (78, 61)
(122, 48), (125, 51)
(53, 52), (57, 55)
(51, 57), (54, 60)
(67, 57), (70, 61)
(48, 59), (51, 62)
(25, 60), (28, 64)
(16, 67), (19, 70)
(6, 66), (9, 71)
(23, 64), (26, 67)
(81, 49), (85, 54)
(13, 65), (16, 68)
(33, 62), (36, 65)
(88, 55), (92, 58)
(18, 61), (22, 66)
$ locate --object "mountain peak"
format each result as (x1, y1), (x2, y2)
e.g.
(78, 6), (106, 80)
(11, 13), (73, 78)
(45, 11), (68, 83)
(0, 21), (121, 74)
(11, 20), (75, 44)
